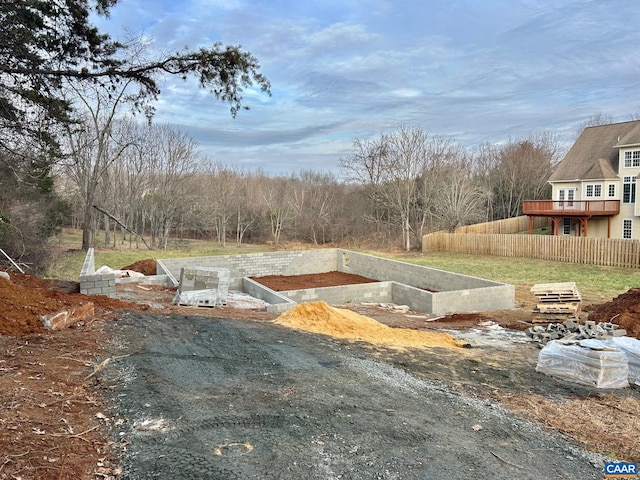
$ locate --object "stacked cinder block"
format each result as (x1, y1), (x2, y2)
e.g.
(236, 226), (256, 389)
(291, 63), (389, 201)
(526, 319), (626, 347)
(173, 267), (230, 307)
(79, 248), (116, 297)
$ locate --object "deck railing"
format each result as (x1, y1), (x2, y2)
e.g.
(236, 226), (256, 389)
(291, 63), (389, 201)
(522, 200), (620, 216)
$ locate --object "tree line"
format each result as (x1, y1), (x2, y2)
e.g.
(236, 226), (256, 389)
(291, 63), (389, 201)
(54, 118), (560, 255)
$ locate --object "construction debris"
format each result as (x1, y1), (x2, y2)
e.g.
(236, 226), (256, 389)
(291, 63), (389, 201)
(530, 282), (581, 323)
(526, 319), (626, 347)
(360, 302), (411, 314)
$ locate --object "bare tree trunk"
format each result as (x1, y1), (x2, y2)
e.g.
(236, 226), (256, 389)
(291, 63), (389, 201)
(104, 214), (110, 247)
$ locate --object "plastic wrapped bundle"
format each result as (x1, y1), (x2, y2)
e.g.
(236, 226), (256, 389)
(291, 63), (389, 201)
(536, 339), (629, 389)
(610, 337), (640, 384)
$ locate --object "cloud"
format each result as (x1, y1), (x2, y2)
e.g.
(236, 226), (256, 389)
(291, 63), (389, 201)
(91, 0), (640, 174)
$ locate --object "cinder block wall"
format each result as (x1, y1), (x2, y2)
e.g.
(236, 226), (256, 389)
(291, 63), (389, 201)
(391, 282), (434, 312)
(79, 248), (116, 297)
(432, 284), (515, 315)
(158, 248), (514, 314)
(160, 249), (339, 290)
(337, 250), (498, 290)
(284, 282), (393, 305)
(242, 278), (296, 313)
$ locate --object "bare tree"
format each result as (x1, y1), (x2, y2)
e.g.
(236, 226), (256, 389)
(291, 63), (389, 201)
(115, 135), (153, 247)
(339, 136), (391, 234)
(382, 125), (431, 251)
(432, 168), (491, 231)
(201, 162), (243, 247)
(290, 171), (336, 245)
(488, 133), (559, 220)
(468, 142), (500, 222)
(414, 136), (461, 239)
(233, 173), (262, 245)
(63, 78), (139, 250)
(259, 175), (293, 246)
(142, 124), (201, 249)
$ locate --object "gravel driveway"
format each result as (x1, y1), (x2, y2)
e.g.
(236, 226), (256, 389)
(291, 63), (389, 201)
(98, 311), (605, 479)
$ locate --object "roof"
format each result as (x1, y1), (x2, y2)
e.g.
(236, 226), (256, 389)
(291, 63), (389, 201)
(582, 158), (619, 180)
(549, 120), (640, 182)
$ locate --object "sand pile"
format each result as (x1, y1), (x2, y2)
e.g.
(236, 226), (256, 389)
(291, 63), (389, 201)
(275, 301), (464, 350)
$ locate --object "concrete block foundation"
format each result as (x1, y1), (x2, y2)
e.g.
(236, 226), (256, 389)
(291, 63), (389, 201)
(159, 249), (514, 315)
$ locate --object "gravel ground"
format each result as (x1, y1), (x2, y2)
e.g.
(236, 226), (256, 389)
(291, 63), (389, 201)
(95, 311), (606, 480)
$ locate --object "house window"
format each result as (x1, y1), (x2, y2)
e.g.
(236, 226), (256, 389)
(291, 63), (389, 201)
(562, 218), (571, 235)
(558, 188), (575, 207)
(608, 184), (616, 197)
(624, 150), (640, 168)
(623, 176), (636, 203)
(623, 219), (633, 239)
(585, 184), (602, 197)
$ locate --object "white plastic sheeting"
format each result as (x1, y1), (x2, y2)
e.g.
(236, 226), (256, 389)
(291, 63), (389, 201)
(610, 337), (640, 384)
(536, 339), (629, 389)
(95, 265), (144, 278)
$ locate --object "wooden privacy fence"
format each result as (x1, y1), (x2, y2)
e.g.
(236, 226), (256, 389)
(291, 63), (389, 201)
(453, 215), (550, 234)
(422, 232), (640, 268)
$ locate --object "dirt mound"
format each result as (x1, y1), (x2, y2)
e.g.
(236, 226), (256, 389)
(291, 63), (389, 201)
(586, 288), (640, 339)
(275, 301), (465, 350)
(0, 273), (152, 336)
(121, 259), (157, 276)
(0, 276), (58, 335)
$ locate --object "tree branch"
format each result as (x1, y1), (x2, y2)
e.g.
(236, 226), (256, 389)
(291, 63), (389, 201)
(92, 204), (151, 250)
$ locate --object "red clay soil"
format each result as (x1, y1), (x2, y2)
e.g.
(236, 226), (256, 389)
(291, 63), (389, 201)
(251, 271), (378, 291)
(120, 259), (157, 276)
(586, 288), (640, 339)
(0, 273), (151, 336)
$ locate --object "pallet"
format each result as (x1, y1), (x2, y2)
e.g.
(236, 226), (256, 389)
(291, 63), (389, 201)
(531, 282), (581, 302)
(533, 302), (580, 314)
(530, 282), (582, 321)
(530, 282), (579, 294)
(532, 313), (578, 324)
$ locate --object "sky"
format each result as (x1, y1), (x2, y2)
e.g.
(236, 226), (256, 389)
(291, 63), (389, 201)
(94, 0), (640, 175)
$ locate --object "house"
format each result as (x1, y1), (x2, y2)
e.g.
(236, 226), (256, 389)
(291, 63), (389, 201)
(522, 120), (640, 239)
